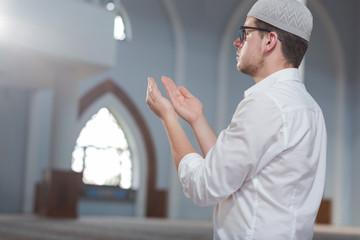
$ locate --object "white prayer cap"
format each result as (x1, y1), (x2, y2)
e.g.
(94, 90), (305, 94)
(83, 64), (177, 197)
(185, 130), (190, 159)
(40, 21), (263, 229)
(248, 0), (313, 41)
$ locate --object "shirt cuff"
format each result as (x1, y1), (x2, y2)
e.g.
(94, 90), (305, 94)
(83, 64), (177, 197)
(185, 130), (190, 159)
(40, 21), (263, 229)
(177, 153), (201, 174)
(177, 152), (209, 205)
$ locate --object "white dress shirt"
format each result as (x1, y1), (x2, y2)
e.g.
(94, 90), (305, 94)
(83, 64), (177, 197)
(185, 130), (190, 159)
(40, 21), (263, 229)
(178, 68), (327, 240)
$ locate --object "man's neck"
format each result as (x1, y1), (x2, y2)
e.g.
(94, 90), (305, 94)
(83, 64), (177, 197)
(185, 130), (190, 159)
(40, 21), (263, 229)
(253, 63), (295, 84)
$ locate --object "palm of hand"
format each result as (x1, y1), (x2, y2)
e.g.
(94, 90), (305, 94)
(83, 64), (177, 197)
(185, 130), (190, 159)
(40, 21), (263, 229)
(162, 77), (203, 124)
(146, 78), (176, 121)
(172, 86), (202, 124)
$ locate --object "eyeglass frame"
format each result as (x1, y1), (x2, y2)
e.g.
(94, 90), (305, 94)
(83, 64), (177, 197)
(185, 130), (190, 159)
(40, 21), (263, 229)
(239, 26), (282, 42)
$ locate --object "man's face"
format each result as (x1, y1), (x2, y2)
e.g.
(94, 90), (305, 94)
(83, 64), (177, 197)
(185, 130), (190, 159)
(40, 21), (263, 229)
(234, 17), (264, 77)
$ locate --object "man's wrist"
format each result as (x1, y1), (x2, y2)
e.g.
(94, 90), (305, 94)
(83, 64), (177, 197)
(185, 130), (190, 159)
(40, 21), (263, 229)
(161, 112), (179, 125)
(189, 112), (206, 130)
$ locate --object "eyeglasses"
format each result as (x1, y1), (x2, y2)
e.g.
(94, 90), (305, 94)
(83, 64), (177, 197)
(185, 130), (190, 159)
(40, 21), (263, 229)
(239, 26), (282, 42)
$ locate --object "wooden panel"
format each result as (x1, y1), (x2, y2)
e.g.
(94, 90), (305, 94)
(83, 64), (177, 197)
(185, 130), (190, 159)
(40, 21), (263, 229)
(34, 169), (82, 218)
(316, 198), (332, 224)
(146, 190), (168, 218)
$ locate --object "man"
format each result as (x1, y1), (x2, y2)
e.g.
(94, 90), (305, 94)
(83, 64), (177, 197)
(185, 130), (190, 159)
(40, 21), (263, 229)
(146, 0), (326, 239)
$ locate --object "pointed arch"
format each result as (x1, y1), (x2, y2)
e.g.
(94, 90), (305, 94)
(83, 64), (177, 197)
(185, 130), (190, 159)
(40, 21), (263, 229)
(79, 79), (167, 218)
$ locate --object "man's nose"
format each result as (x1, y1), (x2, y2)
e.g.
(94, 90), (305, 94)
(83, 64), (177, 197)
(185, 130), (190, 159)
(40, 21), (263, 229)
(233, 37), (242, 48)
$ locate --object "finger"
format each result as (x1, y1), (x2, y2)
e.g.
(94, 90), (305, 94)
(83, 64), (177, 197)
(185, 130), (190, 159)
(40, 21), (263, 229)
(148, 77), (164, 103)
(147, 77), (158, 103)
(179, 86), (194, 98)
(146, 77), (156, 96)
(148, 77), (157, 90)
(146, 77), (154, 102)
(162, 76), (178, 89)
(162, 76), (181, 103)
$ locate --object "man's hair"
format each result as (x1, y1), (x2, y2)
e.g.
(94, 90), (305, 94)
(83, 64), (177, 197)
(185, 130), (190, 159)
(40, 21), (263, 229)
(254, 19), (308, 68)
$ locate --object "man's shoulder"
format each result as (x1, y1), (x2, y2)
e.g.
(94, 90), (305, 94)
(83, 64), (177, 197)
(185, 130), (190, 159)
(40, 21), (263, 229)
(265, 81), (320, 112)
(243, 89), (281, 109)
(237, 91), (283, 117)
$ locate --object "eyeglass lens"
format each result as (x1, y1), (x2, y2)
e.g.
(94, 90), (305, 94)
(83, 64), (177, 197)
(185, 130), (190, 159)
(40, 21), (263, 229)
(239, 27), (245, 42)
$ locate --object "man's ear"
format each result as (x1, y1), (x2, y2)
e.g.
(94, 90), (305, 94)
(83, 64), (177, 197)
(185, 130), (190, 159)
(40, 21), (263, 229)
(264, 32), (278, 53)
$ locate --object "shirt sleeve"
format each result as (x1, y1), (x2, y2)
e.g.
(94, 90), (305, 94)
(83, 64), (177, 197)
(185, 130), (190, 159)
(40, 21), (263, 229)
(178, 92), (286, 206)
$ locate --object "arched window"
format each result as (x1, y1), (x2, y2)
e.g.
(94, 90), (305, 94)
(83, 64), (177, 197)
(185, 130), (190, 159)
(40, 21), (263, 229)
(78, 79), (166, 217)
(82, 0), (130, 41)
(72, 107), (132, 189)
(113, 15), (126, 41)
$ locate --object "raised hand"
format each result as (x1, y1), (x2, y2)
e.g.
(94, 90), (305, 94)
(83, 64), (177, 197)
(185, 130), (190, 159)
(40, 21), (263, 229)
(147, 76), (216, 157)
(146, 77), (177, 122)
(161, 76), (203, 125)
(146, 77), (197, 169)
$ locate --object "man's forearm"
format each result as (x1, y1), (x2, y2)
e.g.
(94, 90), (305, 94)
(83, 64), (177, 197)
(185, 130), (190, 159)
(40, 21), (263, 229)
(190, 113), (217, 157)
(162, 117), (197, 171)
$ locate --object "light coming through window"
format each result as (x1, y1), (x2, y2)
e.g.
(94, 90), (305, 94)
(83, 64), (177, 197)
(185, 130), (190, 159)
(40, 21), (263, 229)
(71, 107), (132, 189)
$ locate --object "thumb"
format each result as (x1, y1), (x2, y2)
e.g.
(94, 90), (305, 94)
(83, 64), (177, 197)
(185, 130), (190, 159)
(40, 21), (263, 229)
(179, 86), (194, 98)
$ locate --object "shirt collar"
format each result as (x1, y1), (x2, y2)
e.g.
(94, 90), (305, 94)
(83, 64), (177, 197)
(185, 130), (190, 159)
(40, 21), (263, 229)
(244, 68), (302, 98)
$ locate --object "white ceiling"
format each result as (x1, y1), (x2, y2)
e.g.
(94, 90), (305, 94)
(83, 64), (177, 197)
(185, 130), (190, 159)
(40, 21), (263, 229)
(0, 0), (116, 89)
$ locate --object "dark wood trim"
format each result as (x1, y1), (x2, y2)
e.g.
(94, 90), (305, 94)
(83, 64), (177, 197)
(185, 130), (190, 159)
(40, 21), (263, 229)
(79, 79), (167, 218)
(316, 198), (332, 224)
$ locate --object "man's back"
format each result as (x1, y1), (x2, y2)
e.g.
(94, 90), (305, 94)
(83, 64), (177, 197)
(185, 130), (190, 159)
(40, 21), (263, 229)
(212, 69), (327, 239)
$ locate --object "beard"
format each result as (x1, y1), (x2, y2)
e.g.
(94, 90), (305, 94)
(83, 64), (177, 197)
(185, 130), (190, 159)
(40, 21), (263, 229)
(238, 57), (264, 77)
